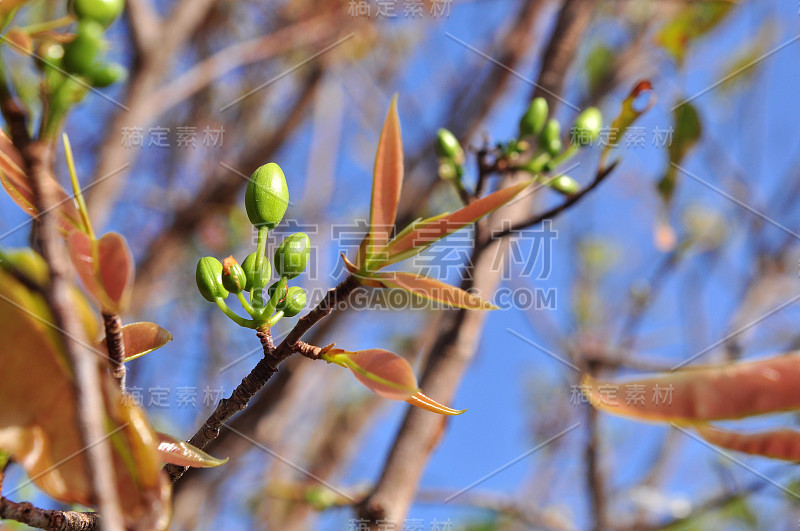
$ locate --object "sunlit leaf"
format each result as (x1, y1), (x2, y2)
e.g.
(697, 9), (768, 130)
(373, 271), (497, 310)
(67, 230), (134, 312)
(378, 178), (534, 268)
(0, 249), (170, 529)
(327, 348), (420, 401)
(655, 1), (735, 65)
(357, 95), (404, 269)
(583, 353), (800, 422)
(602, 80), (656, 164)
(0, 130), (83, 234)
(118, 322), (173, 361)
(406, 392), (466, 416)
(695, 424), (800, 462)
(155, 432), (228, 468)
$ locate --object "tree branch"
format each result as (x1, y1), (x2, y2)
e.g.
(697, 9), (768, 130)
(0, 498), (99, 531)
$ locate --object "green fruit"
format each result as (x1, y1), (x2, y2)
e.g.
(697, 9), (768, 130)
(519, 97), (548, 138)
(70, 0), (125, 27)
(539, 119), (562, 156)
(63, 20), (104, 76)
(241, 252), (271, 292)
(435, 128), (464, 164)
(572, 107), (602, 145)
(89, 62), (126, 88)
(278, 286), (306, 317)
(221, 256), (247, 293)
(273, 232), (310, 279)
(549, 175), (579, 196)
(245, 163), (289, 229)
(196, 257), (229, 302)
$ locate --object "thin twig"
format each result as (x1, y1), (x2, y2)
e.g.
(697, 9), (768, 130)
(102, 312), (126, 391)
(0, 498), (99, 531)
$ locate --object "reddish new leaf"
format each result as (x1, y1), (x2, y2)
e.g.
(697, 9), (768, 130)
(374, 271), (497, 310)
(331, 348), (420, 401)
(357, 96), (404, 269)
(695, 425), (800, 462)
(0, 130), (82, 234)
(380, 178), (534, 266)
(601, 80), (656, 164)
(121, 322), (173, 361)
(406, 392), (466, 416)
(583, 353), (800, 422)
(68, 230), (134, 312)
(155, 432), (228, 468)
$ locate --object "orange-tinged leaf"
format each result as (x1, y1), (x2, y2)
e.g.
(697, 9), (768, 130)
(358, 95), (404, 268)
(6, 28), (33, 55)
(155, 432), (228, 468)
(329, 348), (420, 401)
(695, 425), (800, 462)
(341, 252), (384, 288)
(120, 322), (173, 361)
(601, 80), (656, 164)
(406, 392), (466, 416)
(68, 230), (134, 312)
(583, 353), (800, 422)
(0, 252), (170, 529)
(374, 272), (498, 310)
(381, 178), (534, 267)
(0, 131), (82, 234)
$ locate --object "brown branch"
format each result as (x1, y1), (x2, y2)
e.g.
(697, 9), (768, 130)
(165, 275), (361, 483)
(124, 0), (161, 55)
(101, 312), (126, 391)
(0, 499), (99, 531)
(0, 95), (125, 528)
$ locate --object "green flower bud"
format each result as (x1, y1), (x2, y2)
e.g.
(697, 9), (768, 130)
(63, 20), (104, 76)
(244, 163), (289, 229)
(549, 175), (579, 196)
(539, 119), (562, 156)
(519, 97), (548, 138)
(572, 107), (602, 146)
(435, 128), (464, 165)
(241, 252), (271, 292)
(69, 0), (125, 27)
(196, 257), (229, 302)
(274, 232), (311, 279)
(89, 62), (127, 88)
(278, 286), (307, 317)
(221, 256), (247, 293)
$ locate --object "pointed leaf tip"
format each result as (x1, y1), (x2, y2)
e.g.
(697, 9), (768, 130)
(121, 322), (173, 362)
(156, 432), (228, 468)
(406, 392), (466, 416)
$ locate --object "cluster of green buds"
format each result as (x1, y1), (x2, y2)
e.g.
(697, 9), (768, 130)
(435, 128), (472, 199)
(195, 163), (309, 329)
(36, 0), (125, 137)
(516, 97), (603, 196)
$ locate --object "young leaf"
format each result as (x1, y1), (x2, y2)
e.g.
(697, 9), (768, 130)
(328, 348), (420, 401)
(583, 353), (800, 423)
(155, 432), (228, 468)
(379, 178), (534, 267)
(357, 95), (404, 269)
(120, 322), (173, 361)
(0, 131), (83, 234)
(406, 392), (466, 416)
(655, 1), (734, 65)
(373, 271), (497, 310)
(601, 80), (655, 165)
(695, 425), (800, 462)
(67, 230), (134, 312)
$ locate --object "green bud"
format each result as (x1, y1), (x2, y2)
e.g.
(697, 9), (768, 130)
(274, 232), (311, 279)
(241, 252), (271, 292)
(572, 107), (602, 146)
(519, 97), (548, 138)
(221, 256), (247, 293)
(244, 163), (289, 229)
(539, 119), (562, 156)
(549, 175), (579, 196)
(63, 20), (105, 76)
(435, 128), (464, 165)
(278, 286), (307, 317)
(89, 62), (127, 88)
(196, 257), (229, 302)
(69, 0), (125, 27)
